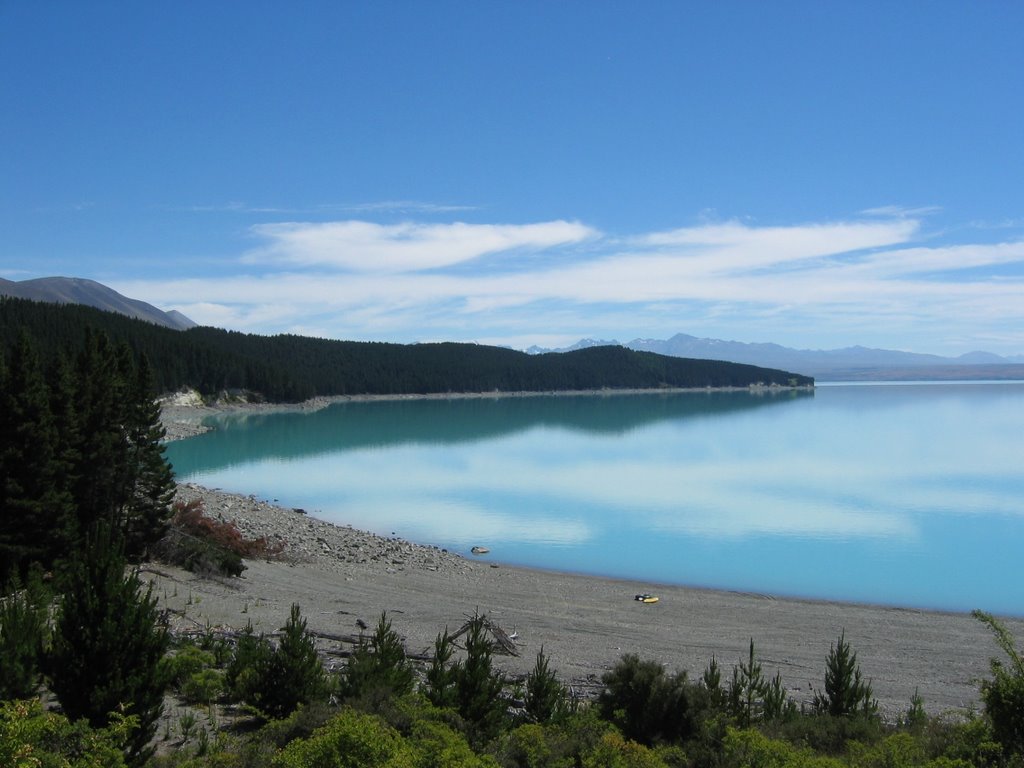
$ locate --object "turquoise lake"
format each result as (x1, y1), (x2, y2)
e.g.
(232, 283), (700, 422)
(165, 382), (1024, 617)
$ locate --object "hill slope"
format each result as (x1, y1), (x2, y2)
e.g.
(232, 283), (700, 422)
(0, 276), (195, 330)
(1, 298), (812, 401)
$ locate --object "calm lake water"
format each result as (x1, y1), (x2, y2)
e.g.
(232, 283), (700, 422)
(165, 383), (1024, 616)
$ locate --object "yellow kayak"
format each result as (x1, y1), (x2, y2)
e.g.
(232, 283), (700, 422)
(634, 593), (659, 604)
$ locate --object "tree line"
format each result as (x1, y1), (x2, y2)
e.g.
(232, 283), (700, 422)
(1, 297), (813, 402)
(1, 328), (175, 579)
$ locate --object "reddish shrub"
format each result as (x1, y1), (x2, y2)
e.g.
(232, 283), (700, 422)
(171, 500), (285, 559)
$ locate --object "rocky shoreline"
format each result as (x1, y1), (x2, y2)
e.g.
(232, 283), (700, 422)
(155, 394), (1023, 719)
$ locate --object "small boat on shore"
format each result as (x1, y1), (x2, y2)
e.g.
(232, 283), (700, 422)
(634, 593), (659, 604)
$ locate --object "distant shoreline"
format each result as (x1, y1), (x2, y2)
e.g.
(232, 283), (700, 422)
(159, 384), (812, 440)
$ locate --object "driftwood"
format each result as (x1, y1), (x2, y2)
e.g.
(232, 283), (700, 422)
(449, 614), (519, 656)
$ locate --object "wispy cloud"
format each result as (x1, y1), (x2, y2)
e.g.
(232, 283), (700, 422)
(339, 200), (480, 214)
(861, 204), (943, 218)
(165, 200), (480, 216)
(112, 212), (1024, 354)
(242, 220), (597, 272)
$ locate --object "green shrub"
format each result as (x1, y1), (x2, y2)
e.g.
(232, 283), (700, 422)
(722, 726), (844, 768)
(973, 609), (1024, 759)
(272, 707), (415, 768)
(597, 654), (695, 746)
(0, 698), (133, 768)
(407, 717), (496, 768)
(581, 730), (669, 768)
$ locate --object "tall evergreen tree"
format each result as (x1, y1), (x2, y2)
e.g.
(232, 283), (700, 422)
(45, 350), (83, 565)
(813, 631), (877, 718)
(120, 353), (175, 561)
(523, 647), (566, 724)
(339, 611), (415, 702)
(69, 330), (132, 537)
(48, 522), (169, 766)
(0, 333), (74, 576)
(0, 569), (51, 700)
(250, 603), (327, 719)
(454, 612), (507, 746)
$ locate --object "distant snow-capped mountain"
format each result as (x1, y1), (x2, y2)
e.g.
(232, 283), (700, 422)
(527, 333), (1024, 381)
(0, 276), (196, 330)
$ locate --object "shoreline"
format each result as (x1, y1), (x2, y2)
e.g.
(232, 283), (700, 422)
(157, 394), (1018, 718)
(158, 385), (811, 440)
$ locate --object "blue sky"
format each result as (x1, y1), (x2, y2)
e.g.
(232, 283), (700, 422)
(2, 2), (1023, 356)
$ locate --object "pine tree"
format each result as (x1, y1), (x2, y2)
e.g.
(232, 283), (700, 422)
(729, 638), (766, 726)
(523, 647), (566, 723)
(424, 628), (459, 710)
(813, 630), (877, 718)
(340, 611), (414, 702)
(0, 333), (74, 576)
(0, 573), (50, 700)
(48, 522), (169, 766)
(69, 331), (133, 536)
(973, 609), (1024, 757)
(454, 611), (507, 745)
(251, 603), (327, 719)
(120, 353), (175, 561)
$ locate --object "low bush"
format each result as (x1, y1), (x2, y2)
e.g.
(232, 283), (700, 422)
(598, 654), (696, 747)
(0, 698), (134, 768)
(155, 500), (285, 577)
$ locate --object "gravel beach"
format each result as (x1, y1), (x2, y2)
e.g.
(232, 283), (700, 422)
(155, 397), (1022, 719)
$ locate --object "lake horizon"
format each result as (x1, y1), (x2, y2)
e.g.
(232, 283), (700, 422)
(166, 381), (1024, 618)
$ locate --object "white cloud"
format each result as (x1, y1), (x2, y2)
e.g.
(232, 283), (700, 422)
(243, 219), (597, 272)
(340, 200), (480, 214)
(113, 212), (1024, 355)
(861, 204), (943, 218)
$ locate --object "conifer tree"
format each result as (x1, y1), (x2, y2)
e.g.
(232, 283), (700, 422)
(120, 353), (175, 561)
(48, 522), (169, 766)
(45, 350), (83, 563)
(813, 631), (877, 718)
(0, 572), (50, 700)
(69, 330), (133, 536)
(454, 612), (507, 745)
(424, 628), (459, 710)
(523, 647), (566, 724)
(973, 609), (1024, 758)
(0, 333), (74, 576)
(251, 603), (327, 719)
(340, 611), (414, 701)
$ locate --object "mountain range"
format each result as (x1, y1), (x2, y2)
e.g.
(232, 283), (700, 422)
(0, 276), (195, 331)
(528, 334), (1024, 381)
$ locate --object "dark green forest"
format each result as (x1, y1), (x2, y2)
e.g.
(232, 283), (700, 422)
(0, 297), (813, 401)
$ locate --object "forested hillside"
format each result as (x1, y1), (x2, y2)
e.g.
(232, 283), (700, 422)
(0, 298), (813, 400)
